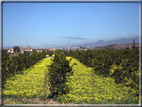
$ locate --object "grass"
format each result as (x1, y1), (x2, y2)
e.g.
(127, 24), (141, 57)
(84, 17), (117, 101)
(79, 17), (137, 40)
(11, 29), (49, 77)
(2, 57), (140, 104)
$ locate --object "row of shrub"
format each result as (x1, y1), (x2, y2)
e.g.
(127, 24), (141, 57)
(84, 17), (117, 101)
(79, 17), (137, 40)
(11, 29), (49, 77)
(46, 50), (76, 98)
(2, 50), (47, 89)
(68, 49), (140, 96)
(46, 49), (70, 57)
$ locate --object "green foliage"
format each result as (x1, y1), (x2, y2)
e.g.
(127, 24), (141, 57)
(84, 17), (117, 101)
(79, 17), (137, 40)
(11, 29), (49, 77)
(2, 49), (47, 89)
(49, 51), (53, 56)
(55, 57), (139, 104)
(3, 58), (53, 101)
(42, 50), (47, 58)
(47, 50), (74, 98)
(13, 46), (20, 53)
(46, 49), (50, 54)
(2, 51), (10, 61)
(2, 56), (139, 104)
(68, 49), (139, 96)
(2, 52), (10, 88)
(61, 50), (70, 56)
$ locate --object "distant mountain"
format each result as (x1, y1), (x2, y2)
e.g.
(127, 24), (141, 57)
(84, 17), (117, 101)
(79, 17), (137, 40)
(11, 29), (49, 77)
(107, 36), (139, 45)
(68, 36), (140, 48)
(3, 36), (140, 49)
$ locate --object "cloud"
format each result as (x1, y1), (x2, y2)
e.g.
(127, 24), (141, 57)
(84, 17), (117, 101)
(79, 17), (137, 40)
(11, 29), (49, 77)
(58, 36), (88, 40)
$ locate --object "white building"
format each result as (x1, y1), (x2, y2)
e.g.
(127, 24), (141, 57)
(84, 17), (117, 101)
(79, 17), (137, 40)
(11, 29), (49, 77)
(20, 47), (32, 53)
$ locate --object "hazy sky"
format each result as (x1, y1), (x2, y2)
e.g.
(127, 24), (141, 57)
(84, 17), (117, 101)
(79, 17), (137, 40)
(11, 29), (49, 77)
(3, 2), (139, 48)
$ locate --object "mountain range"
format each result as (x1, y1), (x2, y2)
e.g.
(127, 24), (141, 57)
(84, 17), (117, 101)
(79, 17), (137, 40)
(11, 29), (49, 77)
(3, 36), (140, 49)
(61, 36), (140, 49)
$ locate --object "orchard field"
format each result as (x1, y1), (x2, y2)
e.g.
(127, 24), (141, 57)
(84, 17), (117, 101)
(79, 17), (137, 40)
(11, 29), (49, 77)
(2, 51), (140, 104)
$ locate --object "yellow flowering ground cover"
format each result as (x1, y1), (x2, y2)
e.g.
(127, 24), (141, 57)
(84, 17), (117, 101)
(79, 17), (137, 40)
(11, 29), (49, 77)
(3, 57), (53, 101)
(3, 56), (139, 104)
(46, 54), (49, 56)
(55, 57), (139, 104)
(52, 54), (55, 57)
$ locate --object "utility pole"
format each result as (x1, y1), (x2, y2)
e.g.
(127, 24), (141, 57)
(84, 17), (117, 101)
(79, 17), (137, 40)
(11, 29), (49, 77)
(68, 43), (70, 51)
(53, 43), (55, 55)
(129, 34), (131, 49)
(45, 46), (47, 53)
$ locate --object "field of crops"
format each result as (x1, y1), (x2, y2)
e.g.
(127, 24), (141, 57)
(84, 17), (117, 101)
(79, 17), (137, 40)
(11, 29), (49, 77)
(2, 55), (140, 104)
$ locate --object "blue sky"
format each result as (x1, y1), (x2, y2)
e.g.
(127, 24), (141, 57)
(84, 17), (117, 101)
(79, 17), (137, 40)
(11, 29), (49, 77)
(3, 3), (139, 49)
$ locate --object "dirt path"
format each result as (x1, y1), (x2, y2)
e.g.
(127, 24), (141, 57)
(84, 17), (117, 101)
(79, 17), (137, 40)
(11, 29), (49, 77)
(3, 97), (62, 104)
(2, 97), (120, 107)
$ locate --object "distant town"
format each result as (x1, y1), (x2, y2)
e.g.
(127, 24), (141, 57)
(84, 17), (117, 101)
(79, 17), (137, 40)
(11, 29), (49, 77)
(2, 35), (140, 51)
(2, 43), (140, 54)
(2, 36), (140, 55)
